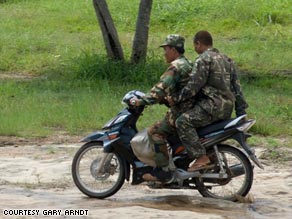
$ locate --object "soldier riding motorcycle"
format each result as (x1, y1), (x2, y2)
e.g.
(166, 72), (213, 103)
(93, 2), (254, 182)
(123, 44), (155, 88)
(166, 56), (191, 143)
(71, 90), (263, 201)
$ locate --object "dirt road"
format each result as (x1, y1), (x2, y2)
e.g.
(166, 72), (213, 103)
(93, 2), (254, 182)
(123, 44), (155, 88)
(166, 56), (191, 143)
(0, 138), (291, 219)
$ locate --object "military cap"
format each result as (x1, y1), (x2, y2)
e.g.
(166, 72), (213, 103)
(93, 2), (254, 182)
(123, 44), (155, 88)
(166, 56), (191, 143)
(160, 34), (185, 48)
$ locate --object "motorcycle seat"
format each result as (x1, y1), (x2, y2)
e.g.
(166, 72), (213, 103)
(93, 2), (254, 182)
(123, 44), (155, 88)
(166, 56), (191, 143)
(197, 118), (233, 137)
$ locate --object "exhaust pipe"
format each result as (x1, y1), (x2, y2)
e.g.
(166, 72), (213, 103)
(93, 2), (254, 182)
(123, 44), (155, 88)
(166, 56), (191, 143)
(229, 164), (245, 177)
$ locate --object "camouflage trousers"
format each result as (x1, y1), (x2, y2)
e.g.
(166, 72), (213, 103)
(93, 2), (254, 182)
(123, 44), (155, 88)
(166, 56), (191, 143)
(175, 103), (232, 159)
(148, 100), (232, 165)
(147, 111), (177, 167)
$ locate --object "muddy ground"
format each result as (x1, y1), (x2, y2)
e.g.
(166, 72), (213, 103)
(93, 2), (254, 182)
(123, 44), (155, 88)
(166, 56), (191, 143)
(0, 135), (291, 219)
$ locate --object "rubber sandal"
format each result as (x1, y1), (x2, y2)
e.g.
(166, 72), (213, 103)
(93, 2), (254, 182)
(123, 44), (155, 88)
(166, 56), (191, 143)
(187, 163), (214, 172)
(142, 173), (158, 181)
(142, 168), (172, 182)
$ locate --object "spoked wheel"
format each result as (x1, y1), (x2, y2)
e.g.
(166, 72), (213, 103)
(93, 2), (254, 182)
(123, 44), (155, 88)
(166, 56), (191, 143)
(195, 144), (253, 201)
(72, 142), (125, 199)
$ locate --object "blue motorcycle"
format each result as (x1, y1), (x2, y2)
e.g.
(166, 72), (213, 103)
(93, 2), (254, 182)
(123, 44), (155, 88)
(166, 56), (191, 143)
(72, 90), (263, 201)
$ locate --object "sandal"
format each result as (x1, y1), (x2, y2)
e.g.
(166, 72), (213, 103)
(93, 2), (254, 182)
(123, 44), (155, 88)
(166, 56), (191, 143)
(187, 163), (214, 172)
(142, 173), (158, 181)
(187, 155), (213, 172)
(142, 168), (172, 182)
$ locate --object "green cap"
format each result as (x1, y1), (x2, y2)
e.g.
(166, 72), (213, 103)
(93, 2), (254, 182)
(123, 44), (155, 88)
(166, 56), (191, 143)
(160, 34), (185, 48)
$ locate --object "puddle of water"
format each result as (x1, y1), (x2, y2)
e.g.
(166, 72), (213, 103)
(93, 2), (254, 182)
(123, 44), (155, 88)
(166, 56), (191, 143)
(248, 198), (292, 219)
(115, 194), (252, 218)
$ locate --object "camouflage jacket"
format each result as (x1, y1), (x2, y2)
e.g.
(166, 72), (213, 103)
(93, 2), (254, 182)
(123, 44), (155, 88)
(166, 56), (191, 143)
(225, 53), (249, 116)
(140, 55), (193, 113)
(171, 48), (248, 117)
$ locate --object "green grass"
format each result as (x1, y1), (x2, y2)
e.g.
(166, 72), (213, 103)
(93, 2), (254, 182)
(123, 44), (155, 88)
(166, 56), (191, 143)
(1, 0), (292, 74)
(243, 77), (292, 136)
(0, 0), (292, 140)
(0, 78), (166, 137)
(1, 73), (291, 138)
(0, 79), (124, 136)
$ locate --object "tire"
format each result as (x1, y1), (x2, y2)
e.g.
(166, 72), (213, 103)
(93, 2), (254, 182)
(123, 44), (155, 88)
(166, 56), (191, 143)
(72, 142), (125, 199)
(195, 144), (253, 201)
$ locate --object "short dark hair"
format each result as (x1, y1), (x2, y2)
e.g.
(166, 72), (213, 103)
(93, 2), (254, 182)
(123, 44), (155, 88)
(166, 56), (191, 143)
(193, 30), (213, 46)
(174, 46), (185, 54)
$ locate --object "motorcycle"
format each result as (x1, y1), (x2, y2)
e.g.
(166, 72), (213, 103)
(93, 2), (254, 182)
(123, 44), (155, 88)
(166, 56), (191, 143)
(72, 90), (264, 201)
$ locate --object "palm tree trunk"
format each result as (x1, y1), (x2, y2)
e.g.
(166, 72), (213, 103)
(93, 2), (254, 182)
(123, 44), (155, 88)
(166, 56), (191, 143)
(131, 0), (153, 63)
(92, 0), (124, 60)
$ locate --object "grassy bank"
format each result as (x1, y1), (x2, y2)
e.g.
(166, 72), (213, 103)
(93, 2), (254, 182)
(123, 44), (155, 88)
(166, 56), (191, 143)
(1, 0), (292, 75)
(0, 0), (291, 140)
(1, 71), (291, 138)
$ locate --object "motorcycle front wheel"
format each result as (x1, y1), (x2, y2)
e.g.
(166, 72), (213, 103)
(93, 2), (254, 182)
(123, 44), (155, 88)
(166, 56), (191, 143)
(194, 144), (253, 201)
(72, 142), (125, 199)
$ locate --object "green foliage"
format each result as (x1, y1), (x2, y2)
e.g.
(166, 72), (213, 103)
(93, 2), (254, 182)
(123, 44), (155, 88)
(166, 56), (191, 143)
(0, 0), (292, 139)
(68, 52), (166, 85)
(241, 75), (292, 136)
(1, 68), (291, 138)
(0, 79), (120, 136)
(1, 0), (292, 75)
(0, 78), (164, 136)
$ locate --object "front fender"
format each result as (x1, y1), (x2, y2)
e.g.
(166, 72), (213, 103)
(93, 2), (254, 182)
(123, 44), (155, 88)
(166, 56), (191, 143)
(81, 131), (120, 152)
(81, 131), (106, 142)
(81, 131), (131, 180)
(120, 156), (131, 182)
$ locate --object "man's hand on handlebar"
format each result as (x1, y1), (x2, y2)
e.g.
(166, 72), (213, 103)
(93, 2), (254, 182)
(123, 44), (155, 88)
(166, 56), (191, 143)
(130, 97), (140, 106)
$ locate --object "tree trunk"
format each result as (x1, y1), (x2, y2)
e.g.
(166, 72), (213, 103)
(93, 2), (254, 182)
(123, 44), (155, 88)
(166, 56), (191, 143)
(131, 0), (153, 63)
(92, 0), (124, 60)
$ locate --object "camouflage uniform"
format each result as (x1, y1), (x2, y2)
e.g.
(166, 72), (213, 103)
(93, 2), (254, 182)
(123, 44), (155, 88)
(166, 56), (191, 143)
(139, 34), (193, 167)
(172, 48), (248, 159)
(228, 55), (249, 117)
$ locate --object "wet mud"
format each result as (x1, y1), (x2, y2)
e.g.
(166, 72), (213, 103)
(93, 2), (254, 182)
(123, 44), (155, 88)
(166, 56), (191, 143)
(0, 144), (291, 219)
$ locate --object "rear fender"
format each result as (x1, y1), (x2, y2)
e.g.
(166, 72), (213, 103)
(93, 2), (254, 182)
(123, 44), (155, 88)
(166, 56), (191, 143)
(229, 133), (264, 169)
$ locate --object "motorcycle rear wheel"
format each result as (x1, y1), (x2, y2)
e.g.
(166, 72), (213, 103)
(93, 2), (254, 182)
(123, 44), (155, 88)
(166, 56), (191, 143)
(72, 142), (125, 199)
(195, 144), (253, 201)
